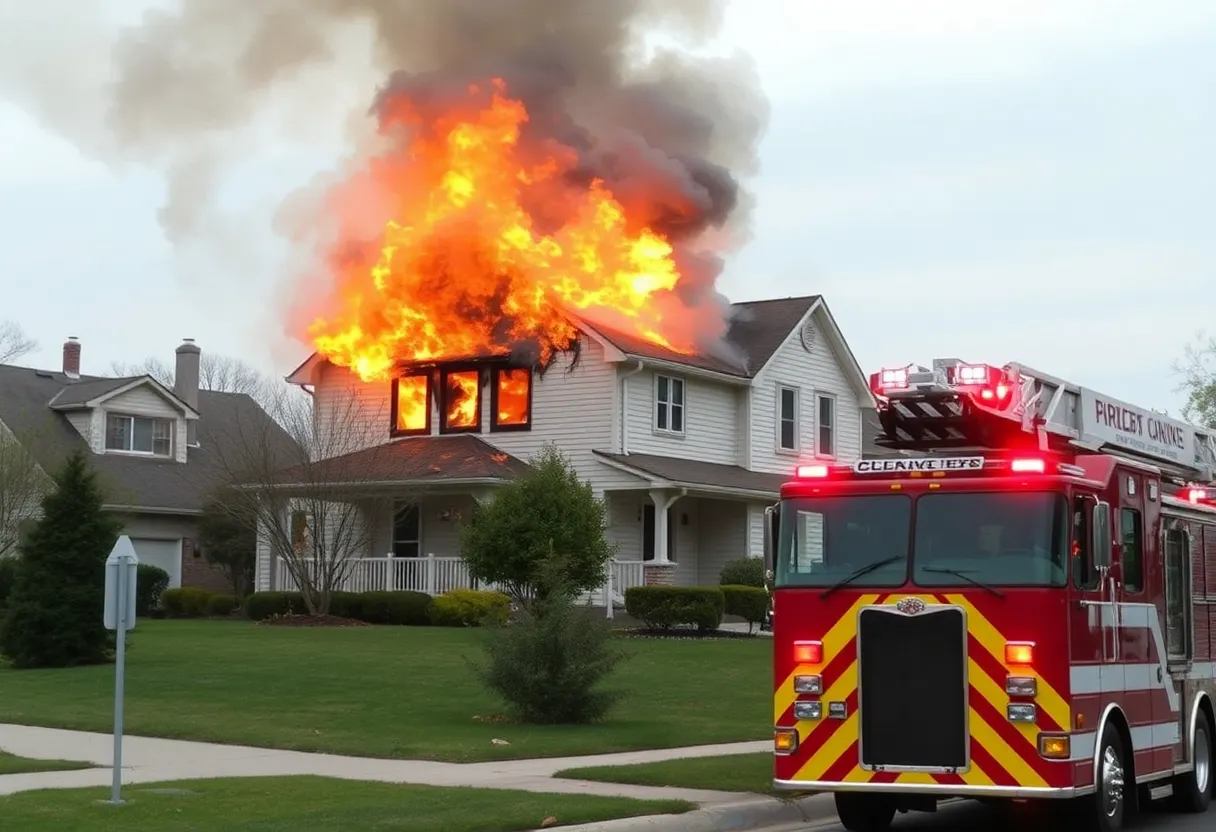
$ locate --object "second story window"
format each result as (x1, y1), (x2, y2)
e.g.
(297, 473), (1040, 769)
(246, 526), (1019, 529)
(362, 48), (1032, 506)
(777, 385), (799, 452)
(440, 368), (482, 433)
(654, 374), (685, 435)
(491, 367), (532, 431)
(105, 413), (172, 456)
(392, 373), (432, 436)
(816, 393), (835, 457)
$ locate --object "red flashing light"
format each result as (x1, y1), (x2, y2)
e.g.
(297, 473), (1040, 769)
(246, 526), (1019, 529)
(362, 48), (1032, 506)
(793, 640), (823, 665)
(1188, 488), (1207, 504)
(1010, 457), (1046, 473)
(796, 464), (830, 479)
(1005, 641), (1034, 665)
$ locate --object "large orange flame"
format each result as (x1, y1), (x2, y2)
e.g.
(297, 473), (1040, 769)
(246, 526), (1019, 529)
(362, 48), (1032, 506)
(309, 78), (697, 382)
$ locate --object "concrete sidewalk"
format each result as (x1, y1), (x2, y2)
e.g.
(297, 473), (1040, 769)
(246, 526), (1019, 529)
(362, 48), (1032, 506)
(0, 723), (769, 804)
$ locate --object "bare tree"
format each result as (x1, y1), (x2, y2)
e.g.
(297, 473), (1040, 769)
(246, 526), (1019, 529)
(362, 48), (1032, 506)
(1174, 332), (1216, 429)
(0, 427), (50, 558)
(201, 381), (403, 616)
(0, 322), (36, 365)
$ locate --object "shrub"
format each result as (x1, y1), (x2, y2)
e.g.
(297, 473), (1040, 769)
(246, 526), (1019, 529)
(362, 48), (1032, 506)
(244, 591), (306, 621)
(721, 585), (768, 633)
(428, 589), (511, 627)
(326, 591), (363, 620)
(475, 568), (627, 724)
(357, 591), (433, 626)
(624, 586), (725, 632)
(135, 564), (171, 617)
(719, 557), (765, 588)
(205, 594), (239, 617)
(0, 557), (16, 611)
(161, 587), (214, 618)
(1, 451), (123, 668)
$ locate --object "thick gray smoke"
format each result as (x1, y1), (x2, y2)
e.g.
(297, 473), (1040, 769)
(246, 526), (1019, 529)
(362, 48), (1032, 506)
(2, 0), (769, 356)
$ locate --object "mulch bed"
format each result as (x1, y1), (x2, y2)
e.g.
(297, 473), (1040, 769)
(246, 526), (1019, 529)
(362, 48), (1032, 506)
(256, 614), (372, 628)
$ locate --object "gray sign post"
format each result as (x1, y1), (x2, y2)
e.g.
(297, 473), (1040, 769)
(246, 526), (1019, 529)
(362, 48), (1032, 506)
(103, 535), (139, 806)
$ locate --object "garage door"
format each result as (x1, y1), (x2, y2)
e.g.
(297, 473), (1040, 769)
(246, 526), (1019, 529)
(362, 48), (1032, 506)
(130, 538), (183, 589)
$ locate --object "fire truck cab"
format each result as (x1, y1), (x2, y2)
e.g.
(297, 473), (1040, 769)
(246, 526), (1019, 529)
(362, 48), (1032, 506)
(763, 358), (1216, 831)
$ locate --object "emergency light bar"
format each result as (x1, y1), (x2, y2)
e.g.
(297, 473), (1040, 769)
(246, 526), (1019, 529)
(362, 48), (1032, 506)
(792, 454), (1086, 481)
(868, 361), (1015, 407)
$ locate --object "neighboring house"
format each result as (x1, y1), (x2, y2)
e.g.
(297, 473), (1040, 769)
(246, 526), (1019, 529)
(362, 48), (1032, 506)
(0, 338), (294, 590)
(260, 295), (878, 602)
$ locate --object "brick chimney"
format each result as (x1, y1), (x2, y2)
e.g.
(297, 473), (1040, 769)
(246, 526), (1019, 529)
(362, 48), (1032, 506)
(62, 337), (81, 378)
(175, 338), (201, 446)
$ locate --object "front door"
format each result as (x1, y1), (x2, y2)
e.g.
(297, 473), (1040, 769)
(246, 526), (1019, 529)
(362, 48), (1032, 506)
(1162, 519), (1193, 764)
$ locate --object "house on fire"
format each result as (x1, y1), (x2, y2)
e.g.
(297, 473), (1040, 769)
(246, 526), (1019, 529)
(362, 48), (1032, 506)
(258, 294), (877, 601)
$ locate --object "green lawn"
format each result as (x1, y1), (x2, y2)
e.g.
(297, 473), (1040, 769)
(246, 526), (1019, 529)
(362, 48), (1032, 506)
(0, 775), (694, 831)
(557, 752), (776, 795)
(0, 751), (95, 775)
(0, 620), (769, 762)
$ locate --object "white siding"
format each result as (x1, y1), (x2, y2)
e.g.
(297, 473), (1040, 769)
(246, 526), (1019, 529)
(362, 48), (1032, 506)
(606, 492), (643, 561)
(65, 411), (100, 451)
(102, 383), (189, 463)
(312, 365), (395, 460)
(749, 306), (863, 474)
(366, 494), (477, 558)
(747, 502), (767, 559)
(697, 499), (748, 584)
(623, 371), (741, 465)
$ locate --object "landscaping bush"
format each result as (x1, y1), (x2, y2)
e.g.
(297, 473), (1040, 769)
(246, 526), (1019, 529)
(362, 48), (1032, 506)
(721, 585), (768, 632)
(624, 587), (725, 632)
(205, 594), (239, 617)
(161, 587), (214, 618)
(428, 589), (510, 627)
(325, 591), (363, 620)
(357, 590), (433, 626)
(0, 556), (16, 612)
(135, 564), (171, 617)
(244, 591), (306, 621)
(475, 562), (627, 724)
(718, 557), (765, 588)
(1, 451), (123, 668)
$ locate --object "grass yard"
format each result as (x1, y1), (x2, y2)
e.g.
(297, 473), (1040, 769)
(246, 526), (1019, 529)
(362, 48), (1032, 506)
(557, 752), (776, 795)
(0, 751), (95, 775)
(0, 775), (694, 831)
(0, 620), (769, 762)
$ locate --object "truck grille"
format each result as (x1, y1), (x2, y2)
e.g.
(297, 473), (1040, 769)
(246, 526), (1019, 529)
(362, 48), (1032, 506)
(857, 605), (968, 770)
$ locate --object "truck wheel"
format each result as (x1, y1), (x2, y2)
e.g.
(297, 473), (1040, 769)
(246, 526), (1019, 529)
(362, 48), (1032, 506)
(834, 792), (895, 831)
(1172, 713), (1213, 813)
(1081, 724), (1128, 831)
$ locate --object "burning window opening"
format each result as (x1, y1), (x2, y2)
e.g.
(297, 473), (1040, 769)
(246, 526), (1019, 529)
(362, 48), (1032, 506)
(441, 369), (481, 432)
(492, 367), (532, 430)
(393, 374), (431, 435)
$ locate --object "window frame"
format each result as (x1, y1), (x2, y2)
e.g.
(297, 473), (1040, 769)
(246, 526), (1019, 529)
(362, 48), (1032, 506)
(489, 366), (534, 433)
(438, 365), (484, 435)
(104, 412), (174, 457)
(653, 374), (686, 437)
(1120, 507), (1144, 593)
(776, 384), (800, 453)
(392, 501), (422, 559)
(815, 392), (836, 458)
(390, 372), (433, 437)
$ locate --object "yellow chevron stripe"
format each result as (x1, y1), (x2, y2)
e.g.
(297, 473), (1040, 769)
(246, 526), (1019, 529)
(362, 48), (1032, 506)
(794, 711), (860, 781)
(773, 593), (879, 723)
(946, 594), (1071, 731)
(896, 771), (937, 784)
(796, 660), (857, 742)
(967, 658), (1037, 750)
(968, 706), (1047, 787)
(842, 766), (873, 783)
(959, 760), (994, 787)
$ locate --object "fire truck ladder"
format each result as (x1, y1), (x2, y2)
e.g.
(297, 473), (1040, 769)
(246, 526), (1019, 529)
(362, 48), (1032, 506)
(871, 358), (1216, 484)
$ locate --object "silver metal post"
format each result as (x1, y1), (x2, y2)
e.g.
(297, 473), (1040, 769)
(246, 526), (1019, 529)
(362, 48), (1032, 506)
(109, 554), (128, 805)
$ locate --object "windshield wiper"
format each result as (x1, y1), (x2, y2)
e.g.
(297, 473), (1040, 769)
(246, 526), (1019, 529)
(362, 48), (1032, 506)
(820, 557), (903, 598)
(919, 566), (1005, 598)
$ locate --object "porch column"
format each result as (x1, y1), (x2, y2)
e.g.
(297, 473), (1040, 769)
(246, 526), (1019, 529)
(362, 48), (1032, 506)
(644, 487), (682, 587)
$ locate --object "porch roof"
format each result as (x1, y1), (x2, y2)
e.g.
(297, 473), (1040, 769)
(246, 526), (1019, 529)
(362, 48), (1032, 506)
(270, 435), (530, 488)
(592, 451), (784, 499)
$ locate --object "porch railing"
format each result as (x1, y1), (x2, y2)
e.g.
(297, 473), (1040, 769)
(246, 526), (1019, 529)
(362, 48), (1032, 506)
(273, 555), (646, 605)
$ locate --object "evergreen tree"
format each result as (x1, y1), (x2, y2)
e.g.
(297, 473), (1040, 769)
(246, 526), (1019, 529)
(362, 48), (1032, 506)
(0, 451), (122, 668)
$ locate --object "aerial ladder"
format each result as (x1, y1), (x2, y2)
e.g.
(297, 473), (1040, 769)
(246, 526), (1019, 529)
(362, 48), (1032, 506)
(868, 358), (1216, 493)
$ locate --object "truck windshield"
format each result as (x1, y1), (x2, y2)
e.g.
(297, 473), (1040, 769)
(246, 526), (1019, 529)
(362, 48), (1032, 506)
(775, 490), (1070, 589)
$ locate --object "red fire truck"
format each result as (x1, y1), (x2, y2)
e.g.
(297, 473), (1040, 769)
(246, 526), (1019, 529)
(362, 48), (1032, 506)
(763, 358), (1216, 831)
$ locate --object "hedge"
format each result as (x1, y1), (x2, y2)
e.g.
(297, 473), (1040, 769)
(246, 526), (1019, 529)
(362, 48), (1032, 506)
(161, 587), (214, 618)
(427, 589), (511, 627)
(624, 586), (724, 631)
(244, 591), (307, 621)
(718, 557), (765, 588)
(721, 585), (768, 629)
(136, 564), (171, 617)
(345, 590), (434, 626)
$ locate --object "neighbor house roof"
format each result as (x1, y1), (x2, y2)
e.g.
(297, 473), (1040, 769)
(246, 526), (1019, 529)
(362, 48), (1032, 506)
(0, 363), (297, 514)
(268, 434), (530, 488)
(592, 450), (786, 498)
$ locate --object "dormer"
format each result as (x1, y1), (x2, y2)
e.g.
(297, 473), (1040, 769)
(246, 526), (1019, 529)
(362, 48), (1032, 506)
(49, 375), (199, 464)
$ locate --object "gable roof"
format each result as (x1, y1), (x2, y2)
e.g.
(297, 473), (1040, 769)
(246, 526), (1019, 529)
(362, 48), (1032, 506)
(0, 363), (297, 514)
(593, 450), (785, 498)
(46, 374), (199, 416)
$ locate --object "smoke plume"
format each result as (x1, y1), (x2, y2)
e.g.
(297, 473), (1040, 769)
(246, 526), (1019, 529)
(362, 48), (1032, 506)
(2, 0), (769, 358)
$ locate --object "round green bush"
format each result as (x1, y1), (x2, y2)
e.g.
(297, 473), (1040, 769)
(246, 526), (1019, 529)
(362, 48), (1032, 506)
(721, 585), (768, 628)
(718, 557), (765, 588)
(204, 594), (239, 617)
(135, 564), (171, 617)
(357, 590), (434, 625)
(243, 591), (306, 621)
(161, 587), (214, 618)
(428, 589), (511, 627)
(624, 586), (725, 632)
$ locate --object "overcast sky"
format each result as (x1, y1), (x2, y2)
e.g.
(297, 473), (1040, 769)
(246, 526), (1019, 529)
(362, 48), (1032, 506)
(1, 1), (1212, 416)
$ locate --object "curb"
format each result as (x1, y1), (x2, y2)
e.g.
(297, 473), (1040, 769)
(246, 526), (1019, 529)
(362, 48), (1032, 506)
(546, 794), (836, 831)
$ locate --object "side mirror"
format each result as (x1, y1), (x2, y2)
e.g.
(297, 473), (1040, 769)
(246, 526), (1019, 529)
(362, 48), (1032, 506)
(1092, 501), (1112, 569)
(763, 503), (779, 579)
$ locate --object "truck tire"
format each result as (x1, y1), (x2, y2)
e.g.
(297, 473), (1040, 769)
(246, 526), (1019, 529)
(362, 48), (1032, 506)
(1081, 723), (1128, 832)
(834, 792), (895, 831)
(1172, 713), (1213, 813)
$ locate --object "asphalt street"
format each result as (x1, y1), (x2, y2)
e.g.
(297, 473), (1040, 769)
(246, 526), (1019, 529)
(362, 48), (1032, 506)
(762, 798), (1214, 831)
